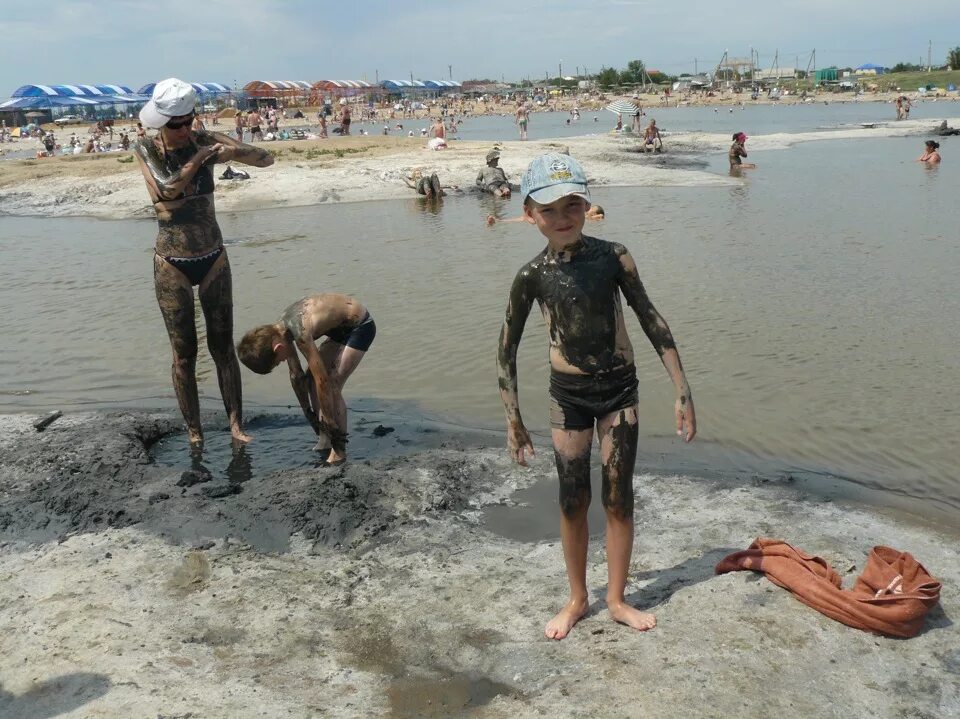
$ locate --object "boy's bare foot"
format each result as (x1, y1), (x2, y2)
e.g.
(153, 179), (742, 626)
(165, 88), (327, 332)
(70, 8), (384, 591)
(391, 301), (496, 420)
(608, 600), (656, 631)
(231, 426), (252, 443)
(545, 596), (589, 640)
(188, 429), (204, 448)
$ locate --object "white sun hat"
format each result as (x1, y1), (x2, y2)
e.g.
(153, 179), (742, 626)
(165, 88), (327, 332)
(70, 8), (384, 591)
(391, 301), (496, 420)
(139, 78), (197, 129)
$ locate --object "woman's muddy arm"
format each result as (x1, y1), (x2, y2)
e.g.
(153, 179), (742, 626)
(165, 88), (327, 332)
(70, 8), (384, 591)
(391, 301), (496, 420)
(201, 130), (274, 167)
(133, 138), (216, 200)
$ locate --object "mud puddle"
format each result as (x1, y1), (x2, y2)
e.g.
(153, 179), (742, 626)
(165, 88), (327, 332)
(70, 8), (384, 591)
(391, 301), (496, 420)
(482, 472), (609, 542)
(151, 398), (498, 484)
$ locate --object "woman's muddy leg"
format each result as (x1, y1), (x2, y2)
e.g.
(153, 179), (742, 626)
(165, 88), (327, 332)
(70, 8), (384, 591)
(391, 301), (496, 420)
(198, 254), (249, 442)
(597, 406), (653, 631)
(154, 258), (202, 444)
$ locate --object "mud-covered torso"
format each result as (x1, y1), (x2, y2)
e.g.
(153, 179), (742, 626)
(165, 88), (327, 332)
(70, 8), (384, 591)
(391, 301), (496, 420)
(279, 295), (364, 345)
(524, 236), (634, 373)
(135, 135), (222, 257)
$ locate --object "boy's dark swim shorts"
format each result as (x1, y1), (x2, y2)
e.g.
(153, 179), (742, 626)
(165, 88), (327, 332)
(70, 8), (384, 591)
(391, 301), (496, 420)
(324, 312), (377, 352)
(549, 365), (638, 430)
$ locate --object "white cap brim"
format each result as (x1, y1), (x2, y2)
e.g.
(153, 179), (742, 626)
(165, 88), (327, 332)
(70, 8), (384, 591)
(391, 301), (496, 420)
(526, 184), (590, 206)
(139, 100), (169, 130)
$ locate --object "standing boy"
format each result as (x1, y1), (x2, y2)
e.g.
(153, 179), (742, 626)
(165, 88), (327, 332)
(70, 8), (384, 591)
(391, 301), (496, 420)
(497, 153), (696, 640)
(237, 294), (375, 465)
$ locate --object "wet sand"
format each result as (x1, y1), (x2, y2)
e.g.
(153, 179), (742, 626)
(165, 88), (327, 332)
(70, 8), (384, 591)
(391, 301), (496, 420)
(0, 410), (957, 717)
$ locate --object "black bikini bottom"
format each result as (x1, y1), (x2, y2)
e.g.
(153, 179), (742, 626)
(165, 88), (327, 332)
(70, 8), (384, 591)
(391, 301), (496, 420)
(160, 246), (224, 286)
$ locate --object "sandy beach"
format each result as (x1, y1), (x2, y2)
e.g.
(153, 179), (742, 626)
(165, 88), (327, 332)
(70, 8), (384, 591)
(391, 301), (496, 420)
(0, 410), (957, 718)
(1, 113), (956, 220)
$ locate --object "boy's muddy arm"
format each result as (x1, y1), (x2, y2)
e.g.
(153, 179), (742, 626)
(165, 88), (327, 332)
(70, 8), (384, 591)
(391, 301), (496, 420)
(297, 338), (347, 447)
(497, 271), (536, 464)
(199, 130), (274, 167)
(617, 250), (697, 441)
(286, 353), (321, 433)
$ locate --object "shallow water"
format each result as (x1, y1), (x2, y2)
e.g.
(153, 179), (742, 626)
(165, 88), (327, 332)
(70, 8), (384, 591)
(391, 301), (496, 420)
(1, 133), (957, 524)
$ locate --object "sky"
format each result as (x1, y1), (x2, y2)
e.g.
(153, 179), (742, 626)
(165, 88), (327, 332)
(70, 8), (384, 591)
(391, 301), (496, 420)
(2, 0), (958, 94)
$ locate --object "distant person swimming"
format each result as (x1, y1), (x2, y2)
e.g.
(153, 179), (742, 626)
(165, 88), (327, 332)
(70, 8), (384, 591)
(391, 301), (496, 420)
(729, 132), (756, 170)
(917, 140), (941, 164)
(487, 204), (605, 225)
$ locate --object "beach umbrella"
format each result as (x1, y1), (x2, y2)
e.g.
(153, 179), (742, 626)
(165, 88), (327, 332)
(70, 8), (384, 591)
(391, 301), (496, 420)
(25, 111), (47, 118)
(605, 99), (640, 115)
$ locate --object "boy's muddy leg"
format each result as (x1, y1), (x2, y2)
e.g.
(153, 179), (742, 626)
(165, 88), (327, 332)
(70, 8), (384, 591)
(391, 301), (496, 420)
(154, 257), (203, 446)
(598, 406), (654, 631)
(547, 427), (594, 640)
(198, 254), (250, 443)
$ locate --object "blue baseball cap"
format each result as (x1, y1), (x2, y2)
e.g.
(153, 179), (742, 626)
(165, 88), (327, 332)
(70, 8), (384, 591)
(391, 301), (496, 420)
(520, 153), (590, 205)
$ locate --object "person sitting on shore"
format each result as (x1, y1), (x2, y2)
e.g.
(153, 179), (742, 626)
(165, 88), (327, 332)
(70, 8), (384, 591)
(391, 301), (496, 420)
(238, 294), (376, 465)
(729, 132), (756, 170)
(917, 140), (941, 164)
(641, 119), (662, 152)
(476, 149), (512, 197)
(403, 169), (443, 198)
(935, 120), (960, 136)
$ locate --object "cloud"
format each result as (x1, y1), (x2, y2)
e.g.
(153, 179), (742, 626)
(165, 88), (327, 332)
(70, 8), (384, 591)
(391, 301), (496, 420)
(1, 0), (958, 93)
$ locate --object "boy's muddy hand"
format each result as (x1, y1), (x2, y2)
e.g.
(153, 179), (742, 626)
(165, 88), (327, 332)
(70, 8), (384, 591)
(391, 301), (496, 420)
(675, 395), (697, 442)
(507, 422), (535, 466)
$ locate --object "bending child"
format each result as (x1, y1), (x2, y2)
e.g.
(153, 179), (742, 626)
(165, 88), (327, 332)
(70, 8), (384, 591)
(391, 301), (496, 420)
(497, 154), (696, 640)
(238, 294), (376, 465)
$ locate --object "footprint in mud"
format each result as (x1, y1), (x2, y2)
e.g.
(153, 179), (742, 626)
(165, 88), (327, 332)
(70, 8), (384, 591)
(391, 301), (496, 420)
(372, 424), (395, 437)
(177, 466), (212, 487)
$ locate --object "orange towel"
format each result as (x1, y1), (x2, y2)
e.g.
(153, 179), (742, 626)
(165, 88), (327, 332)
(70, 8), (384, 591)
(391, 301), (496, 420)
(715, 538), (941, 638)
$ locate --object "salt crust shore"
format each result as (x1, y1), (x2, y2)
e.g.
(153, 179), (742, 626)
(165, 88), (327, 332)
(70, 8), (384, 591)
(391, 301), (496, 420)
(0, 411), (957, 718)
(0, 117), (955, 220)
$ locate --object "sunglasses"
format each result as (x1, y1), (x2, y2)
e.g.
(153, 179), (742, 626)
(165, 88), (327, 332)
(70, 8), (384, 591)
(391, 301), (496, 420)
(165, 114), (195, 130)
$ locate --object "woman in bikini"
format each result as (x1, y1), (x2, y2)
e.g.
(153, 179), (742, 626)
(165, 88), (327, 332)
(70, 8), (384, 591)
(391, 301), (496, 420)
(133, 78), (274, 447)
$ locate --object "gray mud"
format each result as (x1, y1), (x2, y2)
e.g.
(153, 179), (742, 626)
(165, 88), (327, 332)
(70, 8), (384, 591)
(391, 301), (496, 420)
(0, 410), (957, 718)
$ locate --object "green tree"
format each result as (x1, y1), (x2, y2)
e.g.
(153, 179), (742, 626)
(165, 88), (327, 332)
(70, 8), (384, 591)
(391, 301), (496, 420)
(596, 67), (619, 88)
(948, 47), (960, 70)
(891, 62), (922, 73)
(624, 60), (646, 84)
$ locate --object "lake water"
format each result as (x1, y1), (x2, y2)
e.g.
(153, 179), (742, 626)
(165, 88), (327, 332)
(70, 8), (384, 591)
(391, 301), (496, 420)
(1, 132), (957, 527)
